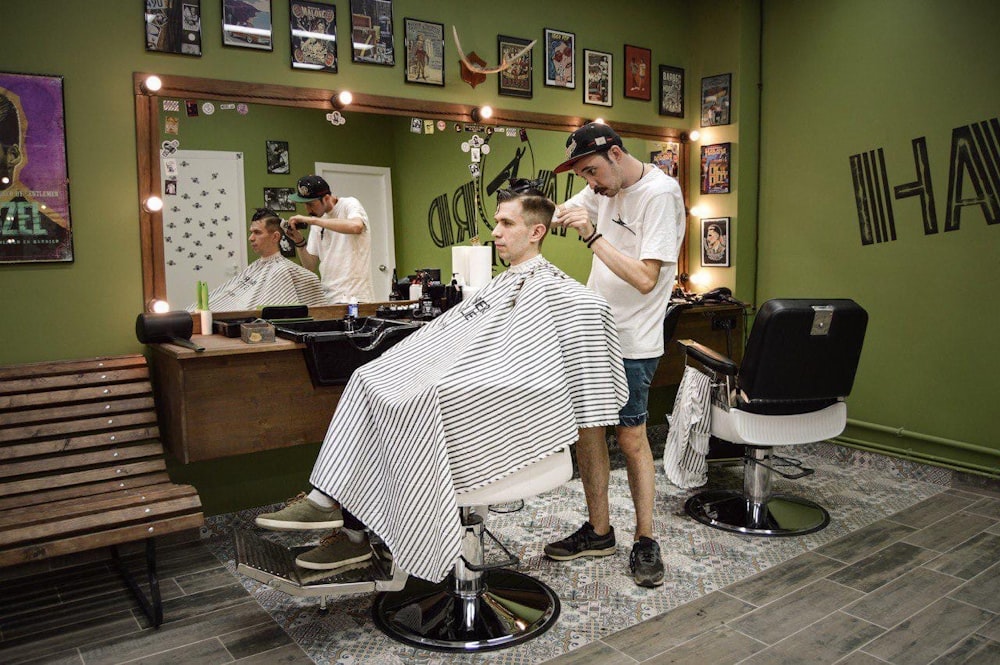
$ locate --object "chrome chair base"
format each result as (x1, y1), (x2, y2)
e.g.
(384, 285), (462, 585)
(686, 489), (830, 536)
(372, 569), (560, 652)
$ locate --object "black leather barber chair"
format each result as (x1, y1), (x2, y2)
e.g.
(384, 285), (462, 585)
(680, 299), (868, 536)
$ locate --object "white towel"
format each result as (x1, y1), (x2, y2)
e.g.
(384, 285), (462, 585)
(663, 365), (713, 489)
(309, 256), (628, 582)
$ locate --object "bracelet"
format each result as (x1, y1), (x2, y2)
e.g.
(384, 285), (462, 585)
(294, 239), (307, 248)
(586, 233), (603, 249)
(581, 228), (599, 244)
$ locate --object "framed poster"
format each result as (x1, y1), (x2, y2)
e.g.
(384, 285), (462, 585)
(350, 0), (394, 65)
(700, 142), (731, 194)
(265, 140), (289, 174)
(544, 28), (575, 88)
(498, 35), (533, 98)
(290, 0), (338, 72)
(583, 49), (612, 107)
(0, 72), (73, 264)
(650, 139), (681, 178)
(264, 187), (296, 211)
(701, 217), (730, 267)
(701, 73), (732, 127)
(623, 44), (651, 100)
(659, 65), (684, 117)
(404, 18), (444, 85)
(222, 0), (272, 50)
(145, 0), (202, 55)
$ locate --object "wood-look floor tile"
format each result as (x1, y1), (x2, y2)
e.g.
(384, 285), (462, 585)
(888, 493), (978, 528)
(827, 541), (939, 593)
(949, 562), (1000, 613)
(17, 648), (85, 665)
(723, 552), (845, 606)
(738, 610), (884, 665)
(602, 590), (755, 661)
(949, 478), (1000, 501)
(120, 637), (230, 665)
(645, 625), (765, 664)
(902, 512), (997, 552)
(533, 640), (637, 665)
(218, 620), (293, 660)
(924, 532), (1000, 579)
(232, 643), (314, 664)
(2, 591), (148, 641)
(930, 634), (1000, 665)
(79, 600), (268, 665)
(813, 519), (917, 564)
(976, 613), (1000, 641)
(843, 567), (963, 628)
(966, 497), (1000, 520)
(174, 566), (239, 596)
(863, 597), (994, 664)
(831, 651), (887, 665)
(728, 579), (864, 645)
(0, 613), (141, 665)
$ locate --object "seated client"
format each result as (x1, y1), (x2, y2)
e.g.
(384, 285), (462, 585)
(187, 209), (330, 311)
(255, 182), (629, 583)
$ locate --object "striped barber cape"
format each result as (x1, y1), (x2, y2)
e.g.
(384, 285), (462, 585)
(309, 255), (628, 582)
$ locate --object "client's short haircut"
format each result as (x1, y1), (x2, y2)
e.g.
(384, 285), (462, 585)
(251, 208), (283, 234)
(496, 179), (555, 246)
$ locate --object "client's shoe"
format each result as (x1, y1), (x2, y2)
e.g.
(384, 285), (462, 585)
(255, 493), (344, 531)
(295, 531), (373, 571)
(544, 521), (616, 561)
(629, 537), (665, 588)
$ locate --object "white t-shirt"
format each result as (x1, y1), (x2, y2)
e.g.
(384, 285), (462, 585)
(563, 166), (685, 358)
(306, 196), (375, 303)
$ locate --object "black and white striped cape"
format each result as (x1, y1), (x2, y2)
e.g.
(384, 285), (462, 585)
(309, 255), (628, 582)
(187, 254), (329, 312)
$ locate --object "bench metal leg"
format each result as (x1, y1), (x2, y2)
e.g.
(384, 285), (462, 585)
(111, 538), (163, 628)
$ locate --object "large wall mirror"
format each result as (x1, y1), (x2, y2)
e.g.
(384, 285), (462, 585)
(134, 73), (689, 315)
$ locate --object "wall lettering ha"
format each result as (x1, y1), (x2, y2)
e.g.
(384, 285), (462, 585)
(849, 116), (999, 246)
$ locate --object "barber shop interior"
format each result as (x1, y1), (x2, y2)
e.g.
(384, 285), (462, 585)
(2, 1), (998, 664)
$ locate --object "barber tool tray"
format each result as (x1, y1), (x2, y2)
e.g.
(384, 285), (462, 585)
(274, 317), (421, 386)
(214, 316), (312, 338)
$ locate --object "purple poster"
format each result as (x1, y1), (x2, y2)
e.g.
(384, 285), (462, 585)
(0, 72), (73, 263)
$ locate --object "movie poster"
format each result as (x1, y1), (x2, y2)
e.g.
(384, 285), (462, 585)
(0, 72), (73, 263)
(700, 142), (731, 195)
(290, 1), (338, 72)
(145, 0), (203, 56)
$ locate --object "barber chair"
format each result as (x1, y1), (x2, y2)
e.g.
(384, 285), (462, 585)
(372, 447), (572, 652)
(680, 299), (867, 536)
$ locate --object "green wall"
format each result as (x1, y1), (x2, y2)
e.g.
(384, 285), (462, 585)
(758, 0), (999, 473)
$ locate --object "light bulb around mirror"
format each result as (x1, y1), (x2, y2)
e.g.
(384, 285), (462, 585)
(336, 90), (353, 107)
(688, 130), (701, 142)
(142, 75), (163, 94)
(143, 195), (163, 213)
(147, 298), (170, 313)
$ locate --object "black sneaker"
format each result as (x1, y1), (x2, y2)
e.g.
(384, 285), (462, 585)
(544, 521), (616, 561)
(630, 537), (665, 587)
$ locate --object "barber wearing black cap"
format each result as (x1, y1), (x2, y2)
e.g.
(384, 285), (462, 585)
(543, 123), (685, 588)
(284, 174), (374, 303)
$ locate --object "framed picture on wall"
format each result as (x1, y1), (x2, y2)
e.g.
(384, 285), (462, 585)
(145, 0), (202, 55)
(222, 0), (272, 50)
(264, 187), (296, 212)
(498, 35), (533, 98)
(701, 73), (732, 126)
(623, 44), (651, 100)
(544, 28), (575, 88)
(289, 0), (338, 72)
(0, 72), (74, 264)
(265, 140), (289, 174)
(701, 217), (730, 267)
(583, 49), (612, 106)
(404, 18), (444, 85)
(650, 139), (681, 178)
(700, 142), (731, 194)
(350, 0), (394, 65)
(658, 65), (684, 117)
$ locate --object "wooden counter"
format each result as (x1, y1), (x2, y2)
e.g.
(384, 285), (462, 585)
(149, 302), (746, 463)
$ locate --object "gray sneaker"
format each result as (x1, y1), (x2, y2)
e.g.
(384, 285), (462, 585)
(544, 521), (617, 561)
(629, 537), (665, 588)
(295, 531), (373, 570)
(255, 493), (344, 531)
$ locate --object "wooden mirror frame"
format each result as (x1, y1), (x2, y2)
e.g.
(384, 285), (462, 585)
(134, 72), (690, 307)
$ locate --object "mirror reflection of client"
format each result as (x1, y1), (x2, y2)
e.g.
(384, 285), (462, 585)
(253, 182), (629, 584)
(187, 209), (329, 312)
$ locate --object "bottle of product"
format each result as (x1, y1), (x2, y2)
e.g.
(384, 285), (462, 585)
(408, 274), (423, 301)
(389, 268), (400, 300)
(345, 296), (358, 332)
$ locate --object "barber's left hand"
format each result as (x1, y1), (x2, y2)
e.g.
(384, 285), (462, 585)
(552, 206), (595, 240)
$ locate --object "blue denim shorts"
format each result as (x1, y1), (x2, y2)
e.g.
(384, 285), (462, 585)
(619, 357), (660, 427)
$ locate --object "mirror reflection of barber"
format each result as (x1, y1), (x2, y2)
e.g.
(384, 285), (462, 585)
(283, 175), (375, 303)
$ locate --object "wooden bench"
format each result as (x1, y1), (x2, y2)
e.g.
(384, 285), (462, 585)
(0, 354), (204, 627)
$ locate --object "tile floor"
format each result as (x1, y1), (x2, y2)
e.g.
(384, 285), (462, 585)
(2, 447), (998, 665)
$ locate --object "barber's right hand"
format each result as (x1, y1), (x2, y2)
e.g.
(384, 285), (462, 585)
(284, 216), (309, 244)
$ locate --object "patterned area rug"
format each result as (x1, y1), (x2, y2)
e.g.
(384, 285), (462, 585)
(201, 442), (945, 665)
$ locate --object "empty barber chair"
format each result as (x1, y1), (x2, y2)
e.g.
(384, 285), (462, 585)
(373, 447), (572, 652)
(680, 299), (868, 536)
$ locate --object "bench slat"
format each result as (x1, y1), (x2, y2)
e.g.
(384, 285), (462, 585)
(0, 412), (158, 444)
(0, 367), (151, 397)
(0, 483), (197, 529)
(0, 426), (160, 461)
(0, 472), (173, 511)
(0, 513), (205, 567)
(1, 396), (156, 426)
(0, 442), (167, 479)
(0, 356), (146, 382)
(0, 380), (152, 411)
(2, 459), (168, 496)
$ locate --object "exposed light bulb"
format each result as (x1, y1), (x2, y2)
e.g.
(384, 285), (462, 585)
(143, 195), (163, 213)
(142, 75), (163, 94)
